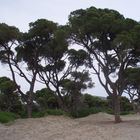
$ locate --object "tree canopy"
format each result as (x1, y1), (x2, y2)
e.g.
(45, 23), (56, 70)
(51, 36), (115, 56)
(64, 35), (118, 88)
(0, 7), (140, 122)
(68, 6), (140, 122)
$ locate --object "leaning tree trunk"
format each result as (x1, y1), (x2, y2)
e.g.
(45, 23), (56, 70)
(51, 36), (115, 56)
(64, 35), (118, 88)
(112, 93), (122, 123)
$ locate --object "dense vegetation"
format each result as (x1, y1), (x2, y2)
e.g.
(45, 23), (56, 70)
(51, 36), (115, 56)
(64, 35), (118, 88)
(0, 7), (140, 123)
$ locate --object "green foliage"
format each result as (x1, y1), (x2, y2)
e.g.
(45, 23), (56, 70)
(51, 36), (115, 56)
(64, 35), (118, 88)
(120, 111), (131, 115)
(0, 23), (20, 64)
(124, 68), (140, 88)
(71, 108), (90, 118)
(31, 111), (46, 118)
(0, 112), (18, 123)
(83, 94), (108, 108)
(0, 23), (20, 44)
(68, 49), (89, 67)
(71, 107), (105, 118)
(61, 72), (93, 113)
(68, 6), (139, 122)
(31, 109), (65, 118)
(120, 97), (133, 112)
(107, 96), (133, 113)
(45, 109), (65, 116)
(35, 88), (58, 110)
(0, 77), (22, 113)
(1, 7), (140, 120)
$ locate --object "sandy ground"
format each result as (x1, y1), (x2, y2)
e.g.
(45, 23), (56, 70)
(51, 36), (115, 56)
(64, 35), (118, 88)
(0, 113), (140, 140)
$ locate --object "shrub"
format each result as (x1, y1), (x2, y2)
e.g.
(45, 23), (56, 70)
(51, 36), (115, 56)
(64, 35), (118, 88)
(0, 112), (18, 123)
(83, 94), (108, 108)
(71, 107), (105, 118)
(0, 77), (23, 114)
(71, 108), (90, 118)
(32, 111), (46, 118)
(45, 109), (65, 116)
(107, 96), (134, 113)
(34, 88), (59, 110)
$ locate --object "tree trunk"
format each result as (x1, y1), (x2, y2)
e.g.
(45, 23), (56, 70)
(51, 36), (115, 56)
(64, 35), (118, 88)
(132, 100), (136, 112)
(27, 73), (37, 118)
(129, 96), (136, 112)
(27, 92), (33, 118)
(27, 102), (32, 118)
(56, 96), (68, 111)
(137, 94), (140, 114)
(113, 94), (122, 123)
(72, 92), (81, 113)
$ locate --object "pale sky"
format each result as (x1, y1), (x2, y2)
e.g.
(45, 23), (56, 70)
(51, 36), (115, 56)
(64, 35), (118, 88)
(0, 0), (140, 96)
(0, 0), (140, 31)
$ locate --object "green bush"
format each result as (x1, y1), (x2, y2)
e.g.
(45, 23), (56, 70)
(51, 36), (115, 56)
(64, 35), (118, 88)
(34, 88), (59, 110)
(32, 109), (65, 118)
(71, 108), (90, 118)
(107, 96), (134, 112)
(0, 112), (18, 123)
(88, 107), (103, 114)
(120, 111), (130, 115)
(71, 107), (105, 118)
(32, 111), (46, 118)
(45, 109), (65, 116)
(83, 94), (108, 108)
(20, 109), (65, 118)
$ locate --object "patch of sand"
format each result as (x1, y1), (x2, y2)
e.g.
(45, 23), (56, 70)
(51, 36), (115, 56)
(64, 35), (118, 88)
(0, 113), (140, 140)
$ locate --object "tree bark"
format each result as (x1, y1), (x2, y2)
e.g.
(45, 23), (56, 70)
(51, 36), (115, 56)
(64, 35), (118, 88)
(71, 92), (81, 113)
(137, 93), (140, 114)
(113, 94), (122, 123)
(27, 92), (33, 118)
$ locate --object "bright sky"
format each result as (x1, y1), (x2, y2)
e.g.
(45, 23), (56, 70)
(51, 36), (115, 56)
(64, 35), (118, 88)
(0, 0), (140, 32)
(0, 0), (140, 96)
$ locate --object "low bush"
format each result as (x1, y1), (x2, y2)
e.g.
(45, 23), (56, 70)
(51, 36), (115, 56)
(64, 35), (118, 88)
(31, 109), (65, 118)
(0, 112), (18, 123)
(32, 111), (46, 118)
(71, 107), (106, 118)
(45, 109), (65, 116)
(71, 108), (90, 118)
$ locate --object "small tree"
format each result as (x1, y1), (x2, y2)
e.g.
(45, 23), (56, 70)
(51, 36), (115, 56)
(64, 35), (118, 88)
(37, 24), (90, 111)
(15, 19), (58, 117)
(124, 68), (140, 113)
(35, 88), (58, 110)
(0, 22), (44, 117)
(83, 94), (107, 109)
(0, 77), (22, 113)
(61, 71), (94, 113)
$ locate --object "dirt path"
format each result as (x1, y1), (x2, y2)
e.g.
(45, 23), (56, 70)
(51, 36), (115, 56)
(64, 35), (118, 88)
(0, 113), (140, 140)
